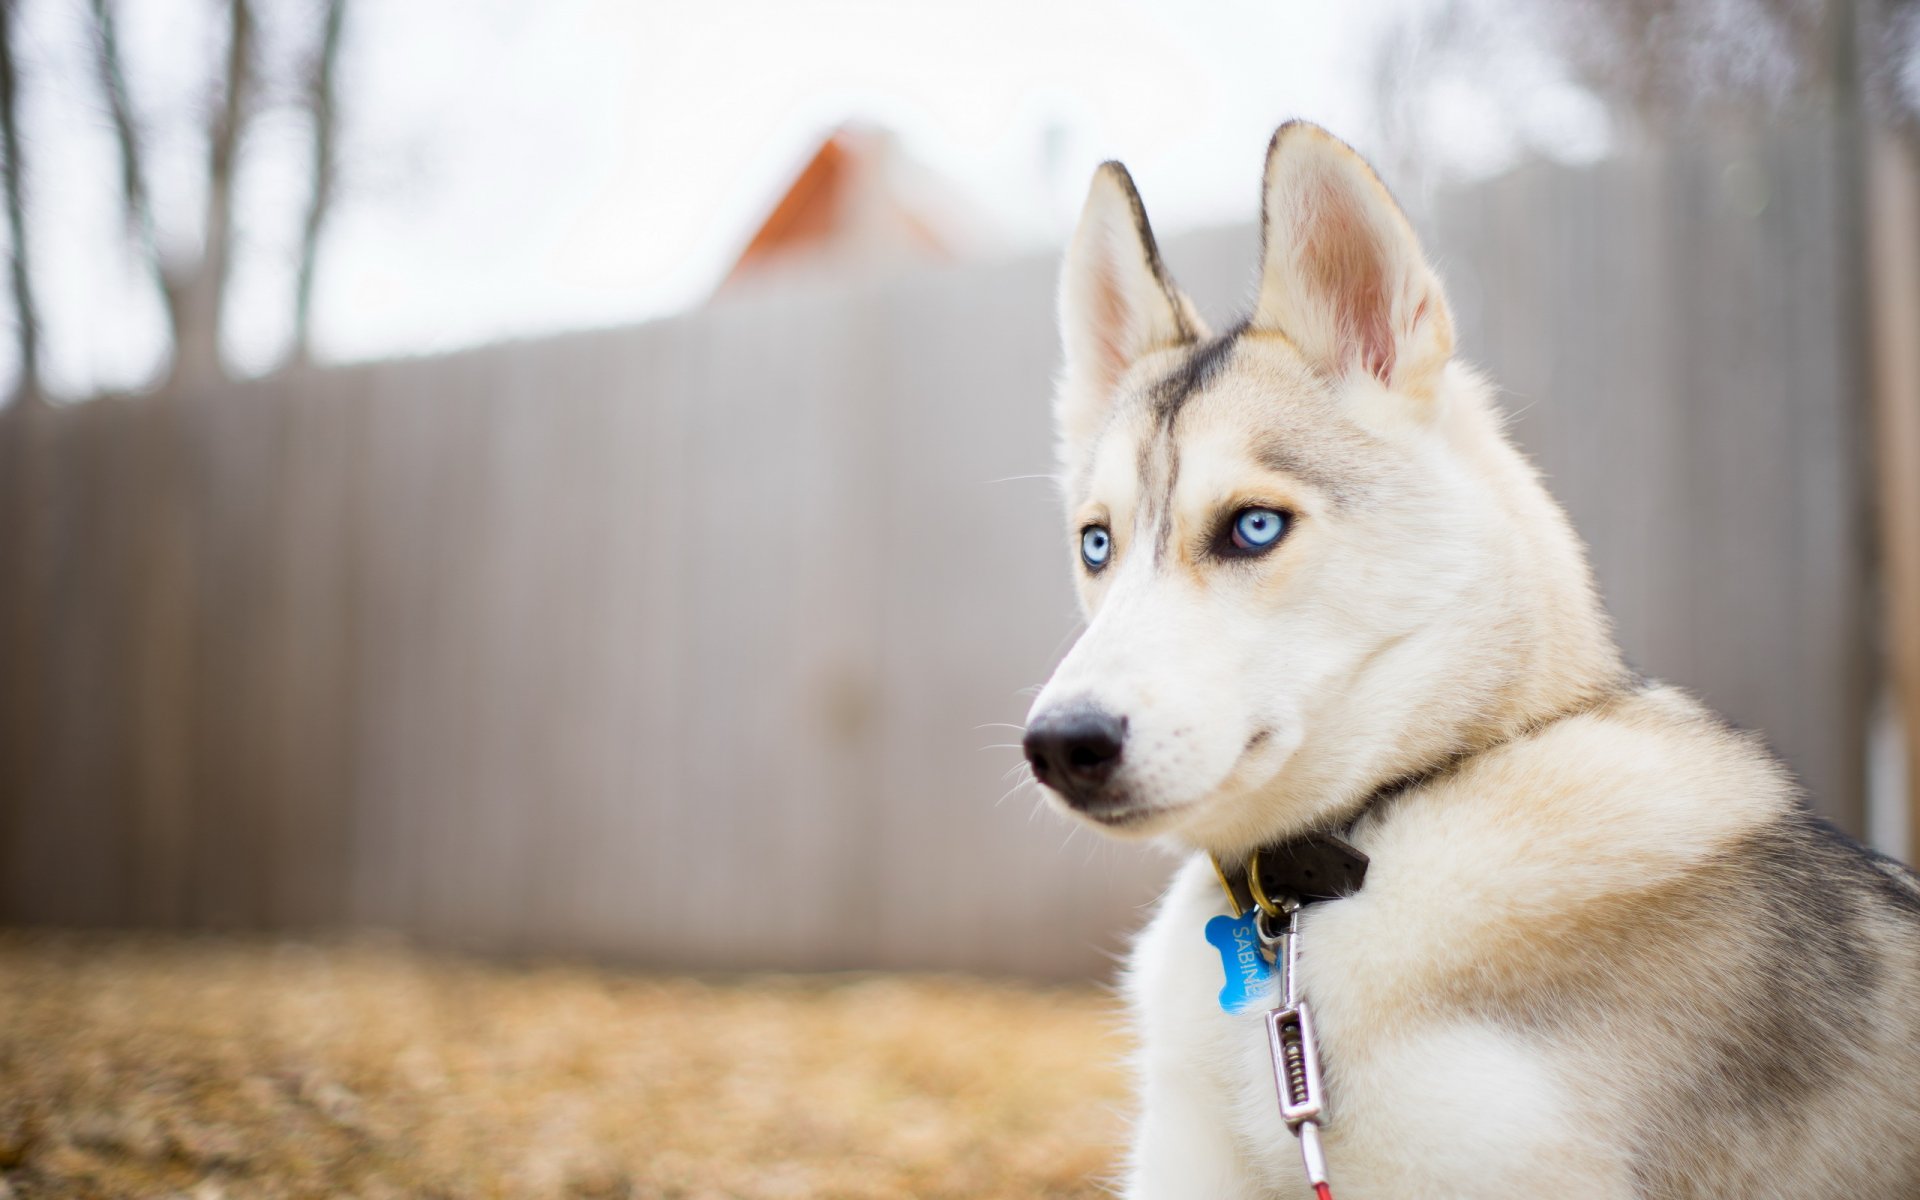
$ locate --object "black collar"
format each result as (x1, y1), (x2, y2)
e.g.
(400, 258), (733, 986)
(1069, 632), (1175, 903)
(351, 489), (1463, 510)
(1208, 760), (1454, 915)
(1213, 829), (1370, 915)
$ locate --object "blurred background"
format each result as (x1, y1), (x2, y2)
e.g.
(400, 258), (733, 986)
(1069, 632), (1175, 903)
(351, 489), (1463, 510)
(4, 0), (1920, 973)
(1, 0), (1920, 1193)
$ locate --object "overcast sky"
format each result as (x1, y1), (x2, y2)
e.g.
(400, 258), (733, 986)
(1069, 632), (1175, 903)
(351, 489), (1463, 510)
(6, 0), (1611, 398)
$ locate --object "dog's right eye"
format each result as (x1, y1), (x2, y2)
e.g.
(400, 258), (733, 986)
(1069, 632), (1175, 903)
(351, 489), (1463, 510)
(1080, 525), (1112, 571)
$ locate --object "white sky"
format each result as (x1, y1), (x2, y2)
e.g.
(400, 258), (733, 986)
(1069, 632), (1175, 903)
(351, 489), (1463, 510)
(6, 0), (1610, 397)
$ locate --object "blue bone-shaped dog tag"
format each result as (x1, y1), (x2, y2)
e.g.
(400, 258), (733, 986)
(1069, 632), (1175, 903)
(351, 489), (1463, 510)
(1205, 910), (1274, 1013)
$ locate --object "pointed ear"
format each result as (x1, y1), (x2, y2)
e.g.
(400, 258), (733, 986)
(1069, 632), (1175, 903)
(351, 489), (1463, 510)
(1057, 162), (1205, 451)
(1252, 122), (1452, 398)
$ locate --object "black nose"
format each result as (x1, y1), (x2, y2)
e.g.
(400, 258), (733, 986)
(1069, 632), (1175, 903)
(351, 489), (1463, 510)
(1024, 706), (1127, 805)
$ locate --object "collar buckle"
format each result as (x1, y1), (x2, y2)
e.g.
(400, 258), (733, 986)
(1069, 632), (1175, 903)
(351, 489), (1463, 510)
(1210, 831), (1370, 920)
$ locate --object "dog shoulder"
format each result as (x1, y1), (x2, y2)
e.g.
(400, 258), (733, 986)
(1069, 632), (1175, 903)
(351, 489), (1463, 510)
(1308, 686), (1794, 1024)
(1368, 684), (1793, 906)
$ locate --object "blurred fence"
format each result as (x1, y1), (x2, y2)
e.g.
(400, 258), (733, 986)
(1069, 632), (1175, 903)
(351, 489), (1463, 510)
(0, 117), (1874, 977)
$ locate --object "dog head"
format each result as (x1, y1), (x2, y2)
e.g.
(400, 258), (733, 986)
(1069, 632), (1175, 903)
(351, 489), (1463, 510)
(1023, 122), (1618, 854)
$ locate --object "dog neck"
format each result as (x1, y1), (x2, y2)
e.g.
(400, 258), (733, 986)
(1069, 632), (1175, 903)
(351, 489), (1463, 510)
(1211, 680), (1628, 898)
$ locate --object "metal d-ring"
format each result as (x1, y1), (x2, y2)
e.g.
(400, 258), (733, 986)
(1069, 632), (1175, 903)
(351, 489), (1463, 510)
(1208, 852), (1241, 914)
(1246, 847), (1283, 918)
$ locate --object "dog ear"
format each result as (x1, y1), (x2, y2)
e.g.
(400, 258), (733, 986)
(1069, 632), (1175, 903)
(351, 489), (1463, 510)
(1057, 162), (1205, 451)
(1251, 122), (1452, 399)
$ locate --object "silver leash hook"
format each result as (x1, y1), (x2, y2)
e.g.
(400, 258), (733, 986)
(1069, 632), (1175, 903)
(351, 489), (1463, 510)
(1260, 894), (1332, 1193)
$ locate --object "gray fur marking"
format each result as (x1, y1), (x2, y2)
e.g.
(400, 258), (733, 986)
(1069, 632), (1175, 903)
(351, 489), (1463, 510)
(1141, 328), (1246, 564)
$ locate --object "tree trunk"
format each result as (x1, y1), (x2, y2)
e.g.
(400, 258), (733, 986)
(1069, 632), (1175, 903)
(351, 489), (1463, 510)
(91, 0), (185, 365)
(0, 0), (40, 404)
(292, 0), (345, 365)
(175, 0), (252, 391)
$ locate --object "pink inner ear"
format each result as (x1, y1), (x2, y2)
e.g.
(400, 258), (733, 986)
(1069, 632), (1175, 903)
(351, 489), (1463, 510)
(1089, 251), (1131, 392)
(1299, 177), (1395, 383)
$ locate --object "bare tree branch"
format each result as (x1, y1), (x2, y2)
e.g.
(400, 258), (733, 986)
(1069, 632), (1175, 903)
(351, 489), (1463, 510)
(89, 0), (188, 364)
(175, 0), (253, 389)
(292, 0), (345, 365)
(1528, 0), (1829, 113)
(0, 0), (39, 404)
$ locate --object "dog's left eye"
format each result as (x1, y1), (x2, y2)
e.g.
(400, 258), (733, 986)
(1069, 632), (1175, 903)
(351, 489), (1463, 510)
(1226, 507), (1289, 554)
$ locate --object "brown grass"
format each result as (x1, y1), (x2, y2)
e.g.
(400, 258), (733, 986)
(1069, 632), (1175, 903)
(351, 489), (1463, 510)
(0, 933), (1133, 1199)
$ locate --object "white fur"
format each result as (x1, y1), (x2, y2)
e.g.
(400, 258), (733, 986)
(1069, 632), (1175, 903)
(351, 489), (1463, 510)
(1127, 864), (1619, 1200)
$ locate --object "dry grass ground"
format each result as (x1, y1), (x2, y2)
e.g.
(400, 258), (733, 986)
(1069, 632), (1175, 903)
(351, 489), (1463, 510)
(0, 933), (1132, 1199)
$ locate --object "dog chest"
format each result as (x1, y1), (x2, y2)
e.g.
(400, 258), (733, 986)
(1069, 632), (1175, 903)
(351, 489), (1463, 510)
(1125, 855), (1621, 1198)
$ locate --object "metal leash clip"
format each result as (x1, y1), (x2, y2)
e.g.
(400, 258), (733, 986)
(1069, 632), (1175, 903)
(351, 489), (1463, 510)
(1256, 896), (1333, 1196)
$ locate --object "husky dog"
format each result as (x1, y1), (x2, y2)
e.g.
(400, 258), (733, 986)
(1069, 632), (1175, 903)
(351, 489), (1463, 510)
(1021, 122), (1920, 1200)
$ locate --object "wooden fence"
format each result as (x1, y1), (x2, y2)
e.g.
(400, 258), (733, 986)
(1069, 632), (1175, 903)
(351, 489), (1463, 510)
(0, 116), (1877, 977)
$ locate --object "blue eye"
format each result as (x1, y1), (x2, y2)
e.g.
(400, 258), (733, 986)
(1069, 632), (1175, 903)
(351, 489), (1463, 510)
(1080, 525), (1112, 570)
(1228, 507), (1288, 553)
